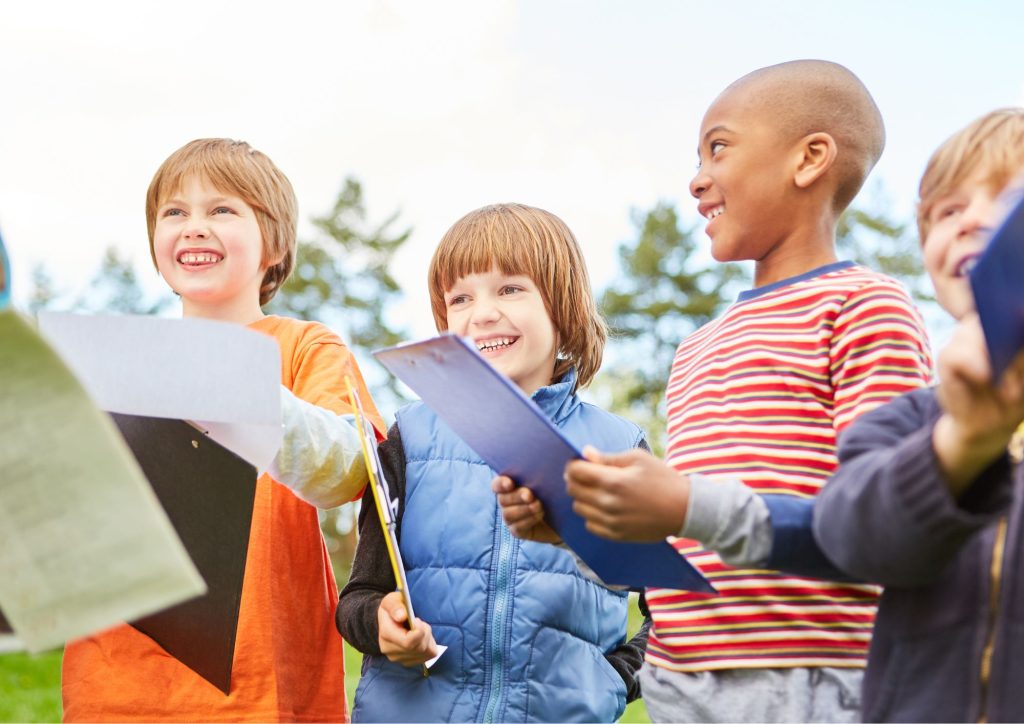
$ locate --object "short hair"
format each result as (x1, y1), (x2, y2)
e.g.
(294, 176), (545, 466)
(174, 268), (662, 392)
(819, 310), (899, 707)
(145, 138), (298, 306)
(917, 108), (1024, 241)
(427, 203), (607, 390)
(725, 59), (885, 214)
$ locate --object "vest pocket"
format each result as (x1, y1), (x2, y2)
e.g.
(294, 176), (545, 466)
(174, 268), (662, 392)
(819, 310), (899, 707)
(351, 625), (467, 722)
(524, 626), (627, 722)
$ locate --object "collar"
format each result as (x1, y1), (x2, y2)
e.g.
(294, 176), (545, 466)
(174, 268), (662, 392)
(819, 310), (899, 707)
(531, 367), (580, 424)
(737, 260), (857, 302)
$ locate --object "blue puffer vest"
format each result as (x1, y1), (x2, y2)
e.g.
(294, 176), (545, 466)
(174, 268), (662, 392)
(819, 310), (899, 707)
(352, 370), (644, 723)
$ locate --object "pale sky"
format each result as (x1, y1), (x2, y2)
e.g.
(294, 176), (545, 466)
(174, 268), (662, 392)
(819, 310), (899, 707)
(2, 0), (1022, 344)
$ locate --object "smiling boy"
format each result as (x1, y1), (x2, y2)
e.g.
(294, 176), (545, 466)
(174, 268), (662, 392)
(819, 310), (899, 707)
(548, 61), (935, 722)
(62, 138), (384, 722)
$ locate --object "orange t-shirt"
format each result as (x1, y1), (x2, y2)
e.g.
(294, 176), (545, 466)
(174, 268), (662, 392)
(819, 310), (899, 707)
(62, 316), (385, 723)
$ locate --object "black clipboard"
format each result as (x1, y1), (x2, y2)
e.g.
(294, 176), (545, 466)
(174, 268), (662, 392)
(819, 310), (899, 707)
(374, 334), (715, 594)
(111, 413), (258, 695)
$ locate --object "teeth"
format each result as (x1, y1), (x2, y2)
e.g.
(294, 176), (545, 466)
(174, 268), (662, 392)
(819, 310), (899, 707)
(709, 206), (724, 218)
(179, 252), (222, 265)
(955, 256), (978, 278)
(477, 337), (515, 352)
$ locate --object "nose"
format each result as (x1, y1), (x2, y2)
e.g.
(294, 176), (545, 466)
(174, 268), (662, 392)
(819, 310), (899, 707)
(183, 217), (209, 240)
(469, 297), (501, 326)
(690, 166), (709, 199)
(958, 193), (997, 240)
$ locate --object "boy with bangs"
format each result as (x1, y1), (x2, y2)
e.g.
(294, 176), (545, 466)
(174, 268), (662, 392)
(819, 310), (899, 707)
(62, 138), (385, 722)
(565, 109), (1024, 722)
(500, 61), (933, 722)
(337, 203), (650, 722)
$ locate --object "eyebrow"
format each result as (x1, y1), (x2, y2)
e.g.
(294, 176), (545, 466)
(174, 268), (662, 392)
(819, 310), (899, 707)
(159, 195), (232, 208)
(697, 124), (733, 157)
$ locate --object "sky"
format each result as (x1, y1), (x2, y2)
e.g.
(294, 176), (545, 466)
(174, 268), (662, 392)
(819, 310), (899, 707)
(2, 0), (1022, 346)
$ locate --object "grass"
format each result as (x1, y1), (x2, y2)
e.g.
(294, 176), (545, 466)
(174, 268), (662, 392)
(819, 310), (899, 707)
(1, 601), (649, 722)
(0, 649), (62, 723)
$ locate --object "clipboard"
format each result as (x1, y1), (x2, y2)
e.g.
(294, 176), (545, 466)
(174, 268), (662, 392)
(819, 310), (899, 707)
(373, 334), (715, 594)
(344, 378), (444, 672)
(113, 413), (258, 695)
(0, 227), (9, 310)
(971, 186), (1024, 378)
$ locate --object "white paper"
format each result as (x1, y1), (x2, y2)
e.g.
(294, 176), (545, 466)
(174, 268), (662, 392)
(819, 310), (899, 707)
(0, 310), (206, 652)
(37, 312), (283, 472)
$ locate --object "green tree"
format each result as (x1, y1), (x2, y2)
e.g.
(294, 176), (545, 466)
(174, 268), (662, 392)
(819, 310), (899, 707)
(267, 177), (412, 584)
(268, 177), (412, 412)
(595, 202), (746, 453)
(837, 203), (934, 306)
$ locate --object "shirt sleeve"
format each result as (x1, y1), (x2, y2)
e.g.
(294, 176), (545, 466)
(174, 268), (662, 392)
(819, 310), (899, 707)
(276, 329), (386, 508)
(336, 423), (406, 655)
(268, 386), (368, 509)
(604, 593), (652, 703)
(813, 389), (1013, 586)
(829, 277), (933, 432)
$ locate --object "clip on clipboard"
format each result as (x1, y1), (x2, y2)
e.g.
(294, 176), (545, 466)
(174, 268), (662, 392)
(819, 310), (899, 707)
(971, 186), (1024, 378)
(344, 378), (445, 672)
(373, 335), (716, 594)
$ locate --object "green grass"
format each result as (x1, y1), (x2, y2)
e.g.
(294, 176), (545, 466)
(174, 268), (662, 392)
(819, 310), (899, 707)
(0, 649), (62, 723)
(1, 597), (650, 723)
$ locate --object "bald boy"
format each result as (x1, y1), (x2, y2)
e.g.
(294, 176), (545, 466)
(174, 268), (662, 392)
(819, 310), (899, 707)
(498, 60), (933, 722)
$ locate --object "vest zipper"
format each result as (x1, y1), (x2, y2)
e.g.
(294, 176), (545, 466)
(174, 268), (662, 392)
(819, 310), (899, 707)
(482, 523), (516, 723)
(977, 516), (1008, 724)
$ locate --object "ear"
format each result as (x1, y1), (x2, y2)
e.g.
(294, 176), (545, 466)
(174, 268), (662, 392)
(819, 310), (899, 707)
(793, 132), (837, 189)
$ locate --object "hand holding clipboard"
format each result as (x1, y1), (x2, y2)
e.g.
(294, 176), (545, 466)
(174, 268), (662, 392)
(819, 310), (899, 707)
(344, 378), (445, 673)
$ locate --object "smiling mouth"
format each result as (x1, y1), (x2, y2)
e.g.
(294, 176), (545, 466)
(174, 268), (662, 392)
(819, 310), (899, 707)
(704, 205), (724, 219)
(954, 254), (980, 277)
(178, 251), (223, 266)
(477, 336), (518, 353)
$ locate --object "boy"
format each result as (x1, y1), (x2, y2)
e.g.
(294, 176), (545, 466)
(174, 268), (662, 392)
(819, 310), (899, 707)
(62, 138), (385, 722)
(567, 107), (1024, 722)
(501, 60), (933, 722)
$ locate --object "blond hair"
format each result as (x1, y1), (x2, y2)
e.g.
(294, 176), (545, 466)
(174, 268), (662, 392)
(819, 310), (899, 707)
(427, 203), (606, 390)
(917, 108), (1024, 241)
(145, 138), (298, 306)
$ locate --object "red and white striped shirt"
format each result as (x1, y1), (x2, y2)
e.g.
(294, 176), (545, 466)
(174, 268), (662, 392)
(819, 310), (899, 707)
(646, 262), (933, 672)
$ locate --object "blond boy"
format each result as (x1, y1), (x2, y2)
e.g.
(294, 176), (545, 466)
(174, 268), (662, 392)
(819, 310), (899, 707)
(62, 139), (384, 722)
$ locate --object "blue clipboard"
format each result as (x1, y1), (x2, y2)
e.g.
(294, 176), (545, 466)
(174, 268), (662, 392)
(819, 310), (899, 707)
(374, 334), (715, 594)
(0, 227), (10, 311)
(971, 188), (1024, 378)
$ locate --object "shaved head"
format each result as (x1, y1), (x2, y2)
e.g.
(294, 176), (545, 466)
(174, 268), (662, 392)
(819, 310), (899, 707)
(720, 59), (885, 212)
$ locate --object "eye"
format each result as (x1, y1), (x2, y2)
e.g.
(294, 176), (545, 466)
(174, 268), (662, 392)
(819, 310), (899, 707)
(446, 294), (468, 307)
(709, 140), (726, 156)
(499, 285), (522, 296)
(930, 200), (963, 223)
(161, 208), (184, 217)
(212, 206), (234, 215)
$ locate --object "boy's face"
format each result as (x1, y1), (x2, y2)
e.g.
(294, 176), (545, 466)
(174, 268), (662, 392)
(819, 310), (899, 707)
(443, 266), (559, 397)
(152, 177), (267, 321)
(922, 171), (1022, 321)
(689, 88), (794, 263)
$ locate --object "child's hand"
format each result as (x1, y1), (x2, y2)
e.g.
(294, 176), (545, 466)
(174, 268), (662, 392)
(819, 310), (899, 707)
(377, 591), (438, 667)
(934, 313), (1024, 493)
(491, 475), (562, 544)
(565, 446), (690, 542)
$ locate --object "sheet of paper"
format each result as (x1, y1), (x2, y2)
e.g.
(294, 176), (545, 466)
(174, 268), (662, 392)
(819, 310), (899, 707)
(0, 310), (206, 652)
(37, 312), (283, 472)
